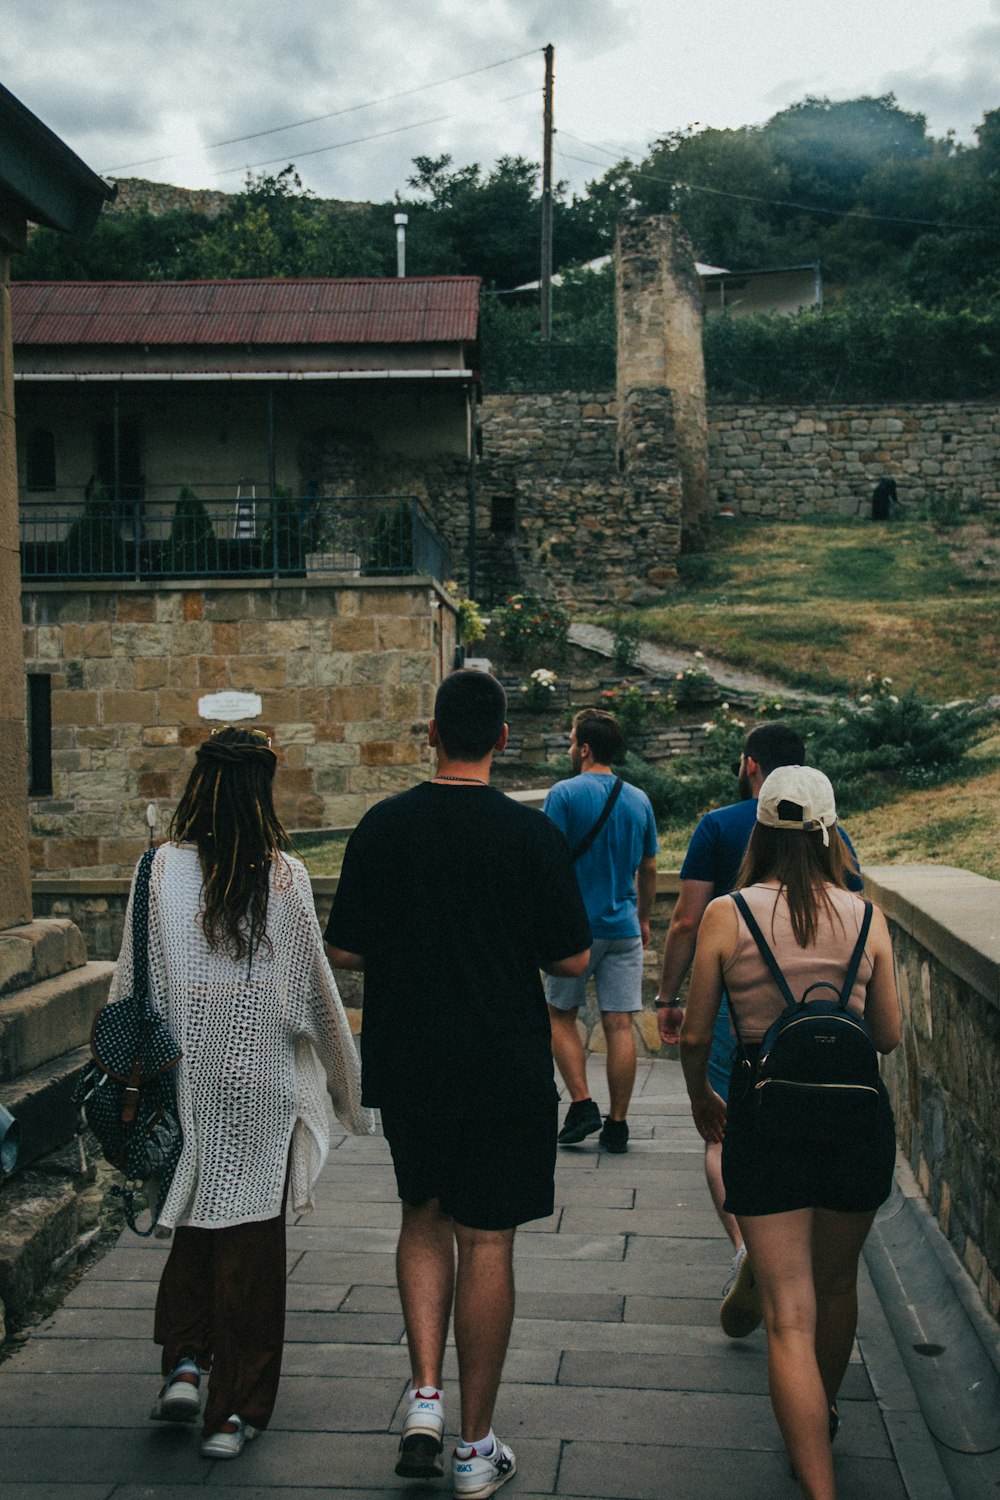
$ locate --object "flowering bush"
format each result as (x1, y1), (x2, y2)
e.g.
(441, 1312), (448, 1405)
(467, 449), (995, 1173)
(600, 681), (677, 748)
(853, 672), (898, 707)
(700, 702), (746, 734)
(520, 667), (559, 711)
(493, 594), (569, 664)
(674, 653), (717, 703)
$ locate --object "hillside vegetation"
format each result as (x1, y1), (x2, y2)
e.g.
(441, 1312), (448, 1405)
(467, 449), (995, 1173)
(613, 515), (999, 698)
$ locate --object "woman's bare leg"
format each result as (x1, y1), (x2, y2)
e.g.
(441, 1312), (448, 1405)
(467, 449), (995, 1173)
(738, 1209), (833, 1500)
(811, 1207), (877, 1408)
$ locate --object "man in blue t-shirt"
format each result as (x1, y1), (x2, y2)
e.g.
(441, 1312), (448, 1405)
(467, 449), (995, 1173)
(544, 709), (659, 1155)
(655, 722), (861, 1339)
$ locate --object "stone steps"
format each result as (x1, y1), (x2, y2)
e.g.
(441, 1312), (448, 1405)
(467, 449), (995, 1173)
(0, 1045), (93, 1172)
(0, 919), (87, 999)
(0, 962), (114, 1082)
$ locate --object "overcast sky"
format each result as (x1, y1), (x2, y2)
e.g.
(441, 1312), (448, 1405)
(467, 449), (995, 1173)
(4, 0), (1000, 206)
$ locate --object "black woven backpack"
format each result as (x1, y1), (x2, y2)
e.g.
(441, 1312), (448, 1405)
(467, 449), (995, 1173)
(73, 848), (184, 1235)
(730, 892), (880, 1145)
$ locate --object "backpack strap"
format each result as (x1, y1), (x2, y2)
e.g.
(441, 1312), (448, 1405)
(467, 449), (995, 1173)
(838, 900), (873, 1008)
(731, 892), (796, 1008)
(569, 777), (624, 862)
(731, 891), (874, 1018)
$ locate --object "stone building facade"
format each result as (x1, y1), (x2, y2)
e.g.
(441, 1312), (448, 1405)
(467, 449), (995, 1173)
(23, 578), (456, 876)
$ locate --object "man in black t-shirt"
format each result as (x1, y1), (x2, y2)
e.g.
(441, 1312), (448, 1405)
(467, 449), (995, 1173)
(326, 670), (590, 1498)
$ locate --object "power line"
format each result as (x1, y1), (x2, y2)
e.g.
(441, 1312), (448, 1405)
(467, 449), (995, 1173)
(103, 47), (541, 175)
(210, 87), (539, 181)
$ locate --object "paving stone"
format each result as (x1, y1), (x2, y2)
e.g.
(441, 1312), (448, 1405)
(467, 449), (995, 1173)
(284, 1311), (405, 1345)
(287, 1252), (397, 1285)
(557, 1439), (907, 1500)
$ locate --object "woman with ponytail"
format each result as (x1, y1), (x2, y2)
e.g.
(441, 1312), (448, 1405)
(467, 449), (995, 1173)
(109, 726), (373, 1460)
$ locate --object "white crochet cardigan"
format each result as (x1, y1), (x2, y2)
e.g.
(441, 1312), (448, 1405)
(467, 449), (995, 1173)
(107, 843), (374, 1230)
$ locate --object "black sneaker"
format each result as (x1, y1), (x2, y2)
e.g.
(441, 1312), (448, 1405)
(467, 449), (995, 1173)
(557, 1098), (602, 1145)
(599, 1117), (629, 1153)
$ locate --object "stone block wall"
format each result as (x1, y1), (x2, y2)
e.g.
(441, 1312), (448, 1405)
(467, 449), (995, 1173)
(863, 865), (1000, 1320)
(23, 579), (455, 876)
(473, 390), (682, 602)
(708, 401), (1000, 517)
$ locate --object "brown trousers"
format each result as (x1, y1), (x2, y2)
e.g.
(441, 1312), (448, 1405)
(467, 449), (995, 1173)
(154, 1205), (287, 1434)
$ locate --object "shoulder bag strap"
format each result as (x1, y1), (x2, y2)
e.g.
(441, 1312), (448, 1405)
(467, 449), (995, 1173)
(570, 776), (624, 862)
(130, 847), (156, 1013)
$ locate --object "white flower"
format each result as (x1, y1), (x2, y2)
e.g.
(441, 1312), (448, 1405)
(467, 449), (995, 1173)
(694, 650), (705, 660)
(721, 701), (730, 711)
(889, 694), (899, 703)
(859, 693), (872, 704)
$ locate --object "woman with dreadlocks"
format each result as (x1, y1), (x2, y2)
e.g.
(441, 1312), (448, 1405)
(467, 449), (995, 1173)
(108, 726), (373, 1460)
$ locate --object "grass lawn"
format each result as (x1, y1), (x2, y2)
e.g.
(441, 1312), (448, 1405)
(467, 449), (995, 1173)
(603, 515), (1000, 698)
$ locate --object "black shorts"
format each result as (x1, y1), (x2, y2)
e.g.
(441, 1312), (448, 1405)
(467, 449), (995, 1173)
(722, 1060), (896, 1218)
(379, 1099), (558, 1231)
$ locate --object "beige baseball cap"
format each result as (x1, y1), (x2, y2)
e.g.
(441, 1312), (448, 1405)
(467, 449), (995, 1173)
(756, 765), (837, 846)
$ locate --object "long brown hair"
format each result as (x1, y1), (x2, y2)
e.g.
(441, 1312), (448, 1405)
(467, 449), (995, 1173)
(735, 819), (850, 946)
(169, 726), (288, 961)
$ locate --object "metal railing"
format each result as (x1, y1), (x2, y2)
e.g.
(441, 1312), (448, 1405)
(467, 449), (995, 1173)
(19, 493), (451, 584)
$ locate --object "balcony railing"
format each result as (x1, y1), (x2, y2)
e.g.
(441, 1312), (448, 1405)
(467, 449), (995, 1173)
(19, 493), (451, 584)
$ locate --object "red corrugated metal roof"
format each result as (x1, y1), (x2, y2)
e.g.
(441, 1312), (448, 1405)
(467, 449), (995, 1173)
(11, 277), (481, 346)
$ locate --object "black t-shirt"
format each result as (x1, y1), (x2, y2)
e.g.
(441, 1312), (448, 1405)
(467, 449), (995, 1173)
(325, 783), (592, 1116)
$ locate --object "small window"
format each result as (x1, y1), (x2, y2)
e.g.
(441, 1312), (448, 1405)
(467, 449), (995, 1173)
(27, 675), (53, 797)
(490, 494), (516, 534)
(26, 429), (56, 491)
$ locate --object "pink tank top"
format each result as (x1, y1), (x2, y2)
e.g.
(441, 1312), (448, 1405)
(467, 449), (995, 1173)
(722, 883), (874, 1044)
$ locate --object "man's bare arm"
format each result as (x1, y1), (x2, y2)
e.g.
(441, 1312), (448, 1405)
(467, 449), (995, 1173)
(543, 947), (590, 979)
(635, 855), (658, 949)
(325, 942), (364, 971)
(657, 878), (714, 1000)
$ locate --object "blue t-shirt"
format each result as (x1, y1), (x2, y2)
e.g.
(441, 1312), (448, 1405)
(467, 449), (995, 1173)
(543, 773), (658, 938)
(680, 798), (863, 896)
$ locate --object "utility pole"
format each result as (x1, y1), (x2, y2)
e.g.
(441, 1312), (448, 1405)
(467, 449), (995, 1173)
(540, 43), (554, 344)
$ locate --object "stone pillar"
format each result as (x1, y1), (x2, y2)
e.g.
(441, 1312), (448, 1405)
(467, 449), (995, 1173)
(616, 214), (711, 552)
(0, 215), (32, 928)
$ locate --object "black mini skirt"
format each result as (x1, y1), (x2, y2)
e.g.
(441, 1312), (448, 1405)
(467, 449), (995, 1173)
(721, 1055), (896, 1217)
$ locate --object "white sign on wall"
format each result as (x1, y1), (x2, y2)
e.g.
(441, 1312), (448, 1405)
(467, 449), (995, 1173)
(198, 691), (263, 723)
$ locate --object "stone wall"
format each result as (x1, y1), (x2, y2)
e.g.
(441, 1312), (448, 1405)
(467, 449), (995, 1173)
(708, 401), (1000, 517)
(466, 395), (1000, 599)
(863, 865), (1000, 1320)
(472, 391), (681, 603)
(22, 578), (455, 876)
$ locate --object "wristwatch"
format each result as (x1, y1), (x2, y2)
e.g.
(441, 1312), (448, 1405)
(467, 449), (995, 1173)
(654, 996), (684, 1010)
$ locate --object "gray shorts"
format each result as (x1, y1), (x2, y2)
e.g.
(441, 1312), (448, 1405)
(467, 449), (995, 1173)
(545, 936), (644, 1014)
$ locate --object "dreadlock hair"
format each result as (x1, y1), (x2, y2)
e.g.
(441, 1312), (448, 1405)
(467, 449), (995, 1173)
(169, 726), (288, 962)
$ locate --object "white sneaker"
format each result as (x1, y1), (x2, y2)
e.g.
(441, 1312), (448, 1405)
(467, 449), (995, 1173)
(149, 1358), (201, 1423)
(452, 1435), (516, 1499)
(199, 1414), (258, 1459)
(395, 1387), (444, 1478)
(720, 1245), (763, 1338)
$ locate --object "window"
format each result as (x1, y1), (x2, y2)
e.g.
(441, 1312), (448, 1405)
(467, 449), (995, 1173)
(490, 494), (516, 534)
(26, 429), (56, 491)
(27, 675), (53, 797)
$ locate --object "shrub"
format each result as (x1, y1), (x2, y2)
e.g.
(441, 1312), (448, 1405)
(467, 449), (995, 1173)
(168, 486), (216, 575)
(520, 667), (559, 711)
(62, 482), (129, 576)
(611, 612), (643, 674)
(492, 594), (569, 664)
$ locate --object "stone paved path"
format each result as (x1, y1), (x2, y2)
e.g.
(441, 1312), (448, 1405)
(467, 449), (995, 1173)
(569, 624), (831, 705)
(0, 1056), (955, 1499)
